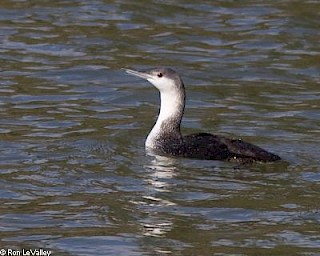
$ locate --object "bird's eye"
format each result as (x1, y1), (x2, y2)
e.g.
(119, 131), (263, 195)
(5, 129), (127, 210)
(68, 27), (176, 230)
(157, 73), (163, 78)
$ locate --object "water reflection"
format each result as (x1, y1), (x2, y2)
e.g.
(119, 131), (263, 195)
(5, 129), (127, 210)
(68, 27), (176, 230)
(134, 154), (178, 237)
(144, 153), (179, 192)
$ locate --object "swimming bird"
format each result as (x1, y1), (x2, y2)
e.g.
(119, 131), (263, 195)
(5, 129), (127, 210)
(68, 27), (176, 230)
(123, 67), (281, 163)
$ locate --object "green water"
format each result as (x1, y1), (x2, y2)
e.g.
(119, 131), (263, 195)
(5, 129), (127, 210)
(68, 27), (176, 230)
(0, 1), (319, 255)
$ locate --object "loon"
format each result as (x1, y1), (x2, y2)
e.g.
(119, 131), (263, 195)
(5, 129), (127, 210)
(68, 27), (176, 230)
(123, 67), (281, 163)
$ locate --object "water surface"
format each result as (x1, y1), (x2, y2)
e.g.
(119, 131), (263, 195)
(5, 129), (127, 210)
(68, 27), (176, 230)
(0, 1), (319, 255)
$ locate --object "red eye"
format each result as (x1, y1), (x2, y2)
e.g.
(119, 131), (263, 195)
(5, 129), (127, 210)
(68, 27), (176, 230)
(157, 73), (163, 78)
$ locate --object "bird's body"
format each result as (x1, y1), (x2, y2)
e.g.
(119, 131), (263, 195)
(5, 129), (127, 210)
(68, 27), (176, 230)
(124, 67), (281, 163)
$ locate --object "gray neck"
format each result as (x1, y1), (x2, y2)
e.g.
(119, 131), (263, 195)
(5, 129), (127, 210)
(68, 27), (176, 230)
(145, 87), (185, 149)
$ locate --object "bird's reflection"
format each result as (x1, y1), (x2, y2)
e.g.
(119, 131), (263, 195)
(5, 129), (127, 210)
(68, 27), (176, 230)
(139, 152), (179, 237)
(144, 152), (179, 192)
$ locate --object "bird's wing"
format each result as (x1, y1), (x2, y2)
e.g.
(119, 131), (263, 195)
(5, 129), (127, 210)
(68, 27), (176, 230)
(183, 133), (280, 162)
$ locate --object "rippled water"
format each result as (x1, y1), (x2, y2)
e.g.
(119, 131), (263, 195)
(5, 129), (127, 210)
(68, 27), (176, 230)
(1, 1), (319, 255)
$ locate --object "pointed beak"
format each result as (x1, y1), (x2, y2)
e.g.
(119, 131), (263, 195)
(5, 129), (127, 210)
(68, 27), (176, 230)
(122, 68), (153, 80)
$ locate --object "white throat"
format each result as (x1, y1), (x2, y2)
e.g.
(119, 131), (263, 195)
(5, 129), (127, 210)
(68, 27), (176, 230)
(145, 88), (185, 149)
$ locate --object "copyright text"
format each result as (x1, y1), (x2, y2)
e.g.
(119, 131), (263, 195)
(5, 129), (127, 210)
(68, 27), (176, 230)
(0, 249), (52, 256)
